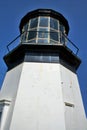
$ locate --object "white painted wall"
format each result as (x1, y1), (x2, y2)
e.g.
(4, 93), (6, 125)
(0, 63), (23, 100)
(6, 62), (66, 130)
(0, 63), (23, 130)
(60, 65), (87, 130)
(0, 62), (87, 130)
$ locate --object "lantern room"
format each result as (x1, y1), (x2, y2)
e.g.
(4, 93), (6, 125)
(19, 9), (69, 45)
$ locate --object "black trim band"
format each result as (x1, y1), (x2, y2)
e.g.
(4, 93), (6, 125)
(4, 44), (81, 71)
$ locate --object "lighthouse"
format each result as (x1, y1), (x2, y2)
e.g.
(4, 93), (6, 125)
(0, 9), (87, 130)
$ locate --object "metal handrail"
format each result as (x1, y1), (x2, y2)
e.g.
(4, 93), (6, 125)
(62, 32), (79, 55)
(6, 31), (79, 55)
(7, 34), (21, 52)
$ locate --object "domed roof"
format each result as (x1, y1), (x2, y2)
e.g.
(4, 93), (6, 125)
(19, 9), (69, 35)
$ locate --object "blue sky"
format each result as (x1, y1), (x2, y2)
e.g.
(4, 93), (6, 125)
(0, 0), (87, 116)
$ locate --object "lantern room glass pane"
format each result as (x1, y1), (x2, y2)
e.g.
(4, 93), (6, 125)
(30, 18), (38, 29)
(28, 39), (36, 43)
(20, 16), (67, 45)
(50, 30), (58, 41)
(21, 32), (27, 42)
(38, 39), (48, 43)
(60, 24), (65, 32)
(38, 28), (48, 38)
(60, 33), (65, 44)
(39, 17), (48, 27)
(28, 29), (37, 40)
(50, 40), (58, 44)
(50, 18), (58, 30)
(24, 23), (28, 31)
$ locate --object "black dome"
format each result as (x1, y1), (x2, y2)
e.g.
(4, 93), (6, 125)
(19, 9), (69, 35)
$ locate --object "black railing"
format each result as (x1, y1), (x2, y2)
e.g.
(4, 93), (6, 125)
(62, 32), (79, 55)
(7, 34), (21, 52)
(6, 31), (79, 55)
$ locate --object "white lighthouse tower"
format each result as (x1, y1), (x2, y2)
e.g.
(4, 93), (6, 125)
(0, 9), (87, 130)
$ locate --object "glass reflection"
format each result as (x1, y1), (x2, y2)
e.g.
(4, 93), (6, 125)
(38, 28), (48, 38)
(60, 23), (65, 32)
(50, 30), (58, 41)
(30, 18), (38, 29)
(24, 23), (28, 31)
(39, 17), (48, 27)
(60, 33), (65, 44)
(38, 39), (48, 43)
(50, 18), (58, 30)
(28, 29), (37, 40)
(21, 32), (27, 42)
